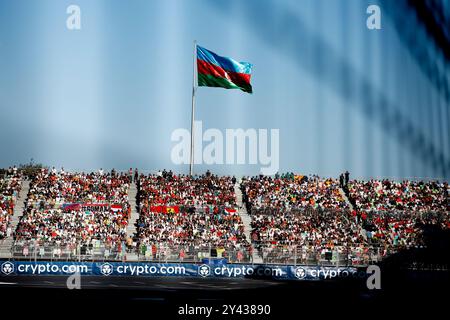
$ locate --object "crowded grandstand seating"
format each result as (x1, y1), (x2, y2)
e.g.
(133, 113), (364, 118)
(14, 169), (131, 250)
(359, 210), (450, 248)
(136, 171), (251, 261)
(1, 166), (448, 263)
(250, 208), (364, 246)
(138, 170), (237, 207)
(241, 174), (350, 214)
(0, 168), (22, 239)
(250, 208), (371, 264)
(242, 174), (450, 264)
(241, 175), (368, 264)
(347, 179), (449, 212)
(346, 179), (449, 249)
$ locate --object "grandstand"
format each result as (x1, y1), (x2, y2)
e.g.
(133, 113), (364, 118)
(1, 167), (449, 318)
(7, 169), (131, 259)
(0, 167), (448, 266)
(136, 172), (252, 262)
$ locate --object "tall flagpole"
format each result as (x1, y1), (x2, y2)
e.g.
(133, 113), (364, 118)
(190, 40), (197, 176)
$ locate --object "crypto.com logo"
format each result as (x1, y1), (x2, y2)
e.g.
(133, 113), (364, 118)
(99, 263), (113, 276)
(171, 121), (279, 175)
(294, 267), (307, 279)
(198, 264), (211, 277)
(1, 261), (14, 275)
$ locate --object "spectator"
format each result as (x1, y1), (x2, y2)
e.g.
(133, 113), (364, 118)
(344, 171), (350, 186)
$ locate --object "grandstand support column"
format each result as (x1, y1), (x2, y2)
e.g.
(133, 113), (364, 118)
(0, 180), (30, 258)
(234, 182), (263, 264)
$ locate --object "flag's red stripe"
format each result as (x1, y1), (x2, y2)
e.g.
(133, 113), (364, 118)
(197, 59), (251, 87)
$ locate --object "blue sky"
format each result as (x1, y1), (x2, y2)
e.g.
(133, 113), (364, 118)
(0, 0), (448, 180)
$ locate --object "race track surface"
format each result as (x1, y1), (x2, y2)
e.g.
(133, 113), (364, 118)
(0, 271), (448, 318)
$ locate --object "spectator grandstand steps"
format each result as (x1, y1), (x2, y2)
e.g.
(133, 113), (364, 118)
(338, 187), (354, 211)
(126, 181), (139, 239)
(235, 183), (244, 208)
(234, 183), (263, 263)
(10, 179), (29, 230)
(0, 180), (30, 258)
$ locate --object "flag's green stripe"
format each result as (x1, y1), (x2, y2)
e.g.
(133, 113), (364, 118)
(198, 73), (240, 89)
(198, 73), (252, 93)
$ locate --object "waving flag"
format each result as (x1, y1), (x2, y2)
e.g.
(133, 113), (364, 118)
(111, 204), (122, 212)
(165, 206), (180, 214)
(62, 203), (81, 211)
(197, 45), (253, 93)
(150, 205), (180, 214)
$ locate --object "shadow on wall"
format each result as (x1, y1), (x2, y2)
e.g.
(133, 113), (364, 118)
(207, 0), (450, 179)
(382, 0), (450, 104)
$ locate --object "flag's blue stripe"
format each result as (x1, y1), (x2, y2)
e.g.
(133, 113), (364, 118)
(197, 46), (252, 75)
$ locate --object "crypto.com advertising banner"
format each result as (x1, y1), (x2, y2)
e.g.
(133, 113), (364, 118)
(0, 260), (365, 281)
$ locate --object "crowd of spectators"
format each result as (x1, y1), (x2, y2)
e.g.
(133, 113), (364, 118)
(345, 179), (449, 249)
(250, 208), (364, 248)
(14, 168), (131, 249)
(359, 211), (448, 248)
(138, 170), (237, 207)
(2, 166), (449, 262)
(241, 174), (350, 214)
(241, 174), (364, 261)
(242, 174), (450, 260)
(137, 207), (248, 248)
(136, 171), (250, 254)
(0, 168), (22, 239)
(347, 179), (449, 212)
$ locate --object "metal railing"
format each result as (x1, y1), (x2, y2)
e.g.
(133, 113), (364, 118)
(0, 241), (396, 267)
(4, 241), (254, 264)
(253, 243), (388, 266)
